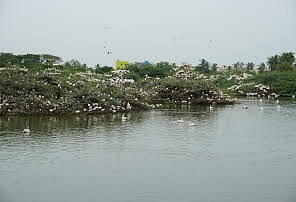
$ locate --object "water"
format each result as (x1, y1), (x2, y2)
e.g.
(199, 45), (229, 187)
(1, 99), (296, 202)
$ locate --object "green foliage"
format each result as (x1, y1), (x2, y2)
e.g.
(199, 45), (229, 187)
(267, 55), (279, 71)
(267, 52), (295, 71)
(195, 59), (210, 74)
(246, 62), (254, 71)
(95, 65), (113, 74)
(258, 62), (266, 74)
(0, 53), (20, 67)
(278, 61), (293, 71)
(1, 51), (296, 116)
(211, 63), (218, 73)
(254, 70), (296, 96)
(125, 62), (173, 79)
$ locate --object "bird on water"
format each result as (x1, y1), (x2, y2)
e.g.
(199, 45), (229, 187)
(23, 127), (30, 134)
(209, 105), (214, 111)
(242, 105), (248, 109)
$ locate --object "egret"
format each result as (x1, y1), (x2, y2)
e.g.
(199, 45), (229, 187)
(209, 105), (214, 111)
(122, 115), (128, 121)
(23, 127), (30, 134)
(177, 119), (184, 123)
(188, 121), (196, 127)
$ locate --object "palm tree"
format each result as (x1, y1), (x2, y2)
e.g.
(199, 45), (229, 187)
(211, 63), (218, 73)
(196, 59), (210, 74)
(267, 55), (279, 71)
(246, 62), (254, 71)
(279, 52), (295, 65)
(258, 62), (266, 74)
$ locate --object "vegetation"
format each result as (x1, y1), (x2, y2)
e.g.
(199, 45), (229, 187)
(0, 51), (295, 115)
(267, 52), (295, 71)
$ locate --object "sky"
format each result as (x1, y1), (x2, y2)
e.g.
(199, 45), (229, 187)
(1, 0), (296, 67)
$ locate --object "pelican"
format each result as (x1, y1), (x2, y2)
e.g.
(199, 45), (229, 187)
(23, 127), (30, 134)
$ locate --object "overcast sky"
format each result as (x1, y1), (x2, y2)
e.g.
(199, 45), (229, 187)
(1, 0), (296, 67)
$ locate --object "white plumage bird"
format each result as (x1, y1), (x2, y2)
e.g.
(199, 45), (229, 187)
(23, 127), (30, 134)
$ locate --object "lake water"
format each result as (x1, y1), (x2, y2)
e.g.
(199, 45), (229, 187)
(1, 98), (296, 202)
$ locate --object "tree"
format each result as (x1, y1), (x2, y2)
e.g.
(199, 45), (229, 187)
(278, 52), (295, 71)
(278, 61), (293, 71)
(258, 62), (266, 74)
(233, 62), (244, 70)
(279, 52), (295, 64)
(42, 54), (62, 63)
(267, 55), (279, 71)
(95, 65), (113, 74)
(227, 66), (232, 75)
(0, 53), (19, 67)
(246, 62), (254, 71)
(66, 59), (81, 67)
(195, 59), (210, 74)
(211, 63), (218, 73)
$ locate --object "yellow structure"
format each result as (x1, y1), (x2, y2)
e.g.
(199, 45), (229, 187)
(116, 60), (129, 70)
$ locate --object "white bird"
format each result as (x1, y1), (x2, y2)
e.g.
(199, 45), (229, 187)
(276, 105), (281, 110)
(242, 105), (248, 109)
(259, 107), (264, 111)
(209, 105), (214, 111)
(126, 102), (132, 110)
(23, 127), (30, 134)
(122, 115), (128, 121)
(276, 99), (280, 104)
(177, 119), (184, 123)
(188, 121), (196, 127)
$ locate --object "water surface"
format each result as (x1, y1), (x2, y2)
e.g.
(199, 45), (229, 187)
(1, 99), (296, 202)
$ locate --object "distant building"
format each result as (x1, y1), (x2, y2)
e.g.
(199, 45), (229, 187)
(116, 60), (129, 70)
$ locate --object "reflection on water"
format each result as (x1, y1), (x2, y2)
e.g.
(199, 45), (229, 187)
(1, 99), (296, 202)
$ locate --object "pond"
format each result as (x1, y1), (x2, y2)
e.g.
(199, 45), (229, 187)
(1, 98), (296, 202)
